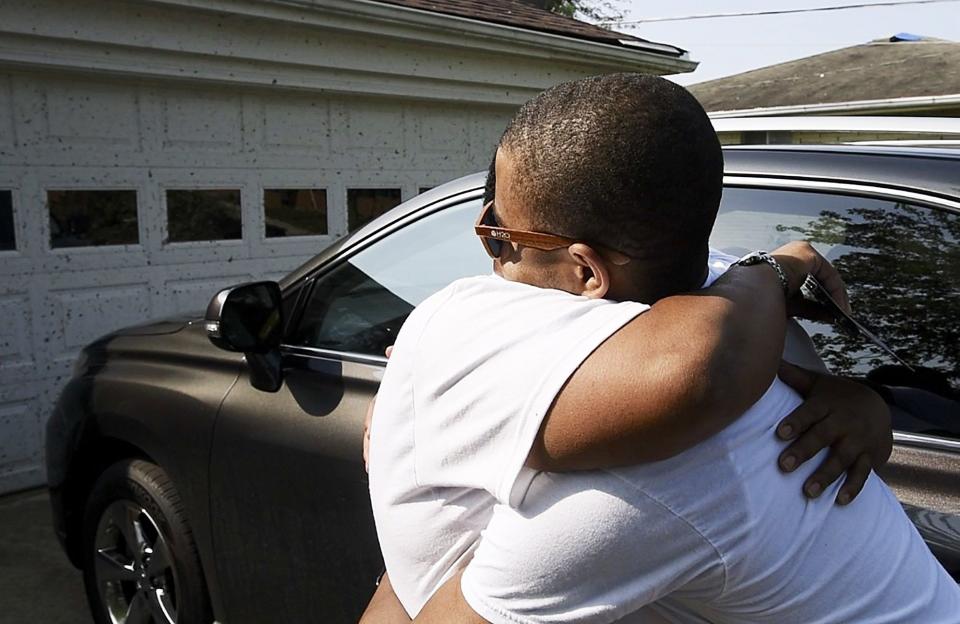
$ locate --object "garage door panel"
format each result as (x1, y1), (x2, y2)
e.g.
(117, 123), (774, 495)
(338, 99), (406, 159)
(43, 81), (141, 149)
(37, 248), (149, 274)
(255, 236), (340, 263)
(411, 104), (470, 154)
(262, 98), (331, 154)
(0, 75), (13, 149)
(9, 75), (45, 149)
(153, 239), (250, 265)
(0, 388), (43, 492)
(0, 292), (33, 365)
(161, 91), (242, 152)
(162, 274), (255, 317)
(49, 283), (152, 355)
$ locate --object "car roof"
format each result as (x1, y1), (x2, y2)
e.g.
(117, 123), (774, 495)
(280, 145), (960, 290)
(726, 143), (960, 159)
(722, 145), (960, 202)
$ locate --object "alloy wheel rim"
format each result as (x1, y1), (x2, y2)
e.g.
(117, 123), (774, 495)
(94, 500), (179, 624)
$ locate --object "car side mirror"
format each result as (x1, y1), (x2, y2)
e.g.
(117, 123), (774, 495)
(205, 281), (284, 392)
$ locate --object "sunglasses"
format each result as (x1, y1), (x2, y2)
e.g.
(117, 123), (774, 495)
(473, 201), (632, 265)
(474, 201), (579, 259)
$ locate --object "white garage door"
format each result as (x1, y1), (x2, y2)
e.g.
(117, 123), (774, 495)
(0, 70), (511, 493)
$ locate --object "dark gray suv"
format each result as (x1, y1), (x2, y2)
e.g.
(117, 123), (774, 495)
(48, 145), (960, 624)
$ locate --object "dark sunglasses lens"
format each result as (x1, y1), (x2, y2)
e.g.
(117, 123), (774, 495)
(485, 237), (502, 257)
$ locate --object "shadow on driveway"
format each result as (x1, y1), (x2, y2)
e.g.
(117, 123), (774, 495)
(0, 488), (91, 624)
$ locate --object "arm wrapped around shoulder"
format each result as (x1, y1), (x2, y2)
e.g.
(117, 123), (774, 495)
(528, 241), (844, 472)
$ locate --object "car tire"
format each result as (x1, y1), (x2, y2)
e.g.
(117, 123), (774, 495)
(81, 459), (212, 624)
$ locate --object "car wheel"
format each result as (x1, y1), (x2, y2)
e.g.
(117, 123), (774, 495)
(81, 459), (211, 624)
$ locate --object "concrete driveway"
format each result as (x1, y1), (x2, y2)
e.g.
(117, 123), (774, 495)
(0, 488), (91, 624)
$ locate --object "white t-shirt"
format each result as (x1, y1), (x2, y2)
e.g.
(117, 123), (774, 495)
(460, 389), (960, 623)
(368, 252), (960, 621)
(368, 273), (649, 614)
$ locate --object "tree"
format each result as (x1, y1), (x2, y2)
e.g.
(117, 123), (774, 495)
(523, 0), (625, 23)
(780, 201), (960, 391)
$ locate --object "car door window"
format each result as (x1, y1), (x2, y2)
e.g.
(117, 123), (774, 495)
(290, 199), (489, 356)
(711, 187), (960, 439)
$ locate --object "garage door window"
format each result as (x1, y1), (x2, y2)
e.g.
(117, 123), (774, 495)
(0, 191), (13, 251)
(48, 190), (138, 248)
(291, 199), (489, 356)
(711, 187), (960, 438)
(264, 189), (327, 238)
(166, 189), (242, 243)
(348, 189), (402, 232)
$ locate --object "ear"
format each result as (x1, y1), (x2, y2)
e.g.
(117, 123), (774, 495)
(567, 243), (610, 299)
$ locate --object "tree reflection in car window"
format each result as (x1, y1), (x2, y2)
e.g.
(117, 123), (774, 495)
(712, 187), (959, 439)
(292, 200), (489, 356)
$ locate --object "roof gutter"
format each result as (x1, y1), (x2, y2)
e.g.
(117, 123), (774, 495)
(0, 0), (697, 106)
(309, 0), (695, 68)
(708, 93), (960, 118)
(141, 0), (696, 74)
(711, 116), (960, 134)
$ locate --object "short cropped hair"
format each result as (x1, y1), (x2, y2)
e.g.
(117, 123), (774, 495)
(498, 73), (722, 260)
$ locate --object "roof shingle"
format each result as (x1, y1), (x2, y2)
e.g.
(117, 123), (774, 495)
(689, 37), (960, 112)
(374, 0), (685, 56)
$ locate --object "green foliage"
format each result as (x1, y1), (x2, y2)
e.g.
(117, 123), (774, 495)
(543, 0), (625, 23)
(543, 0), (576, 17)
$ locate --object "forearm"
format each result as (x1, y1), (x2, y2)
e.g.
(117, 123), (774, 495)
(529, 262), (788, 471)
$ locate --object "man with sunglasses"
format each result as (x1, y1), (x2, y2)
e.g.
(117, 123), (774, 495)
(364, 74), (960, 623)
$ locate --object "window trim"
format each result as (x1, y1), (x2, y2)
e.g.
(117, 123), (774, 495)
(45, 187), (143, 252)
(894, 432), (960, 454)
(0, 187), (19, 255)
(162, 187), (245, 246)
(723, 175), (960, 215)
(346, 186), (405, 233)
(281, 344), (388, 367)
(261, 187), (330, 241)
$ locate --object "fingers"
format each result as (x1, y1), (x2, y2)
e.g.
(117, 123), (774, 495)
(776, 379), (827, 441)
(771, 241), (851, 313)
(775, 371), (886, 506)
(836, 454), (872, 505)
(780, 414), (872, 505)
(811, 264), (851, 314)
(799, 242), (850, 313)
(385, 345), (394, 358)
(778, 412), (836, 470)
(777, 361), (818, 398)
(798, 436), (862, 499)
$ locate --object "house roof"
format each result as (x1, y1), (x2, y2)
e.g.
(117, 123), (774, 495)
(373, 0), (687, 57)
(689, 36), (960, 113)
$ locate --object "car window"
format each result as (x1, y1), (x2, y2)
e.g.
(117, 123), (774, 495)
(290, 199), (489, 356)
(711, 187), (960, 439)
